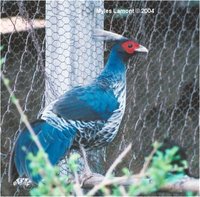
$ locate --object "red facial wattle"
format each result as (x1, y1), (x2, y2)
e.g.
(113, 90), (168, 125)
(121, 40), (140, 54)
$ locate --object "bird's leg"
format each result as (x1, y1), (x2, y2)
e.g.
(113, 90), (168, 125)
(79, 145), (92, 175)
(79, 145), (104, 186)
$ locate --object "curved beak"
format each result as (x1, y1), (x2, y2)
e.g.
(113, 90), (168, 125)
(135, 44), (148, 53)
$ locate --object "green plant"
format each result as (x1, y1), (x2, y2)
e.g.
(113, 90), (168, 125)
(127, 143), (188, 196)
(29, 150), (78, 196)
(26, 141), (189, 196)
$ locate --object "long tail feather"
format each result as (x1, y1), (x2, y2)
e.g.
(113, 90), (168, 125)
(9, 120), (76, 184)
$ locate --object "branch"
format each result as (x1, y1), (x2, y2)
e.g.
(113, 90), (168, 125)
(139, 142), (160, 176)
(81, 175), (199, 194)
(161, 177), (199, 193)
(87, 144), (132, 196)
(105, 144), (132, 177)
(0, 16), (45, 34)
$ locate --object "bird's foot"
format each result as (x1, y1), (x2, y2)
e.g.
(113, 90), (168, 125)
(80, 172), (104, 187)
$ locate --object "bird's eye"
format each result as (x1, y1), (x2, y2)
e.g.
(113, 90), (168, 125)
(128, 44), (133, 48)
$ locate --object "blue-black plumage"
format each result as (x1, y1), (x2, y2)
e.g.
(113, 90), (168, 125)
(11, 120), (76, 183)
(8, 32), (148, 184)
(52, 85), (119, 121)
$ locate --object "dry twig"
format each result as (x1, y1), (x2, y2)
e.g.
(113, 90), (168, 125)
(82, 175), (199, 194)
(87, 144), (132, 196)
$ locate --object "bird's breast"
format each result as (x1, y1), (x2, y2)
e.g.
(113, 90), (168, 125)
(97, 82), (126, 142)
(74, 82), (126, 150)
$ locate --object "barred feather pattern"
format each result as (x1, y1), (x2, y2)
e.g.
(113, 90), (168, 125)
(74, 81), (126, 150)
(41, 81), (126, 150)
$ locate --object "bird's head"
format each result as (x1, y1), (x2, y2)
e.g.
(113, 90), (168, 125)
(93, 29), (148, 61)
(113, 39), (148, 60)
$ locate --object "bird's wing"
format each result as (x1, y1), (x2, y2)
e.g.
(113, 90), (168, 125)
(52, 85), (119, 121)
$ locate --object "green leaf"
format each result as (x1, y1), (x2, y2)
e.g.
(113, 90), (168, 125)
(122, 167), (131, 176)
(10, 95), (18, 104)
(3, 78), (9, 86)
(0, 57), (5, 66)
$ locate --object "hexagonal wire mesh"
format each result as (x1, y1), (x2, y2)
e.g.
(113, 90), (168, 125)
(1, 1), (46, 196)
(103, 0), (199, 178)
(1, 0), (199, 196)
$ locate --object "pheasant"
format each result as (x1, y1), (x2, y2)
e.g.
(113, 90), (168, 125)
(9, 30), (148, 184)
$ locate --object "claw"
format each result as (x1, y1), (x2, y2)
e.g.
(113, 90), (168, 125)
(80, 172), (104, 187)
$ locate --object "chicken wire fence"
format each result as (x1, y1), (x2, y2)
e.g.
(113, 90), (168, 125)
(103, 0), (199, 179)
(1, 0), (199, 196)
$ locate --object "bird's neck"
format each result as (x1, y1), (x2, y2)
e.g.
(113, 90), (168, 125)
(97, 50), (127, 85)
(105, 49), (126, 75)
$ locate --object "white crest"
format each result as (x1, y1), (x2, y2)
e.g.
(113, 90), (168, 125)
(93, 29), (128, 41)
